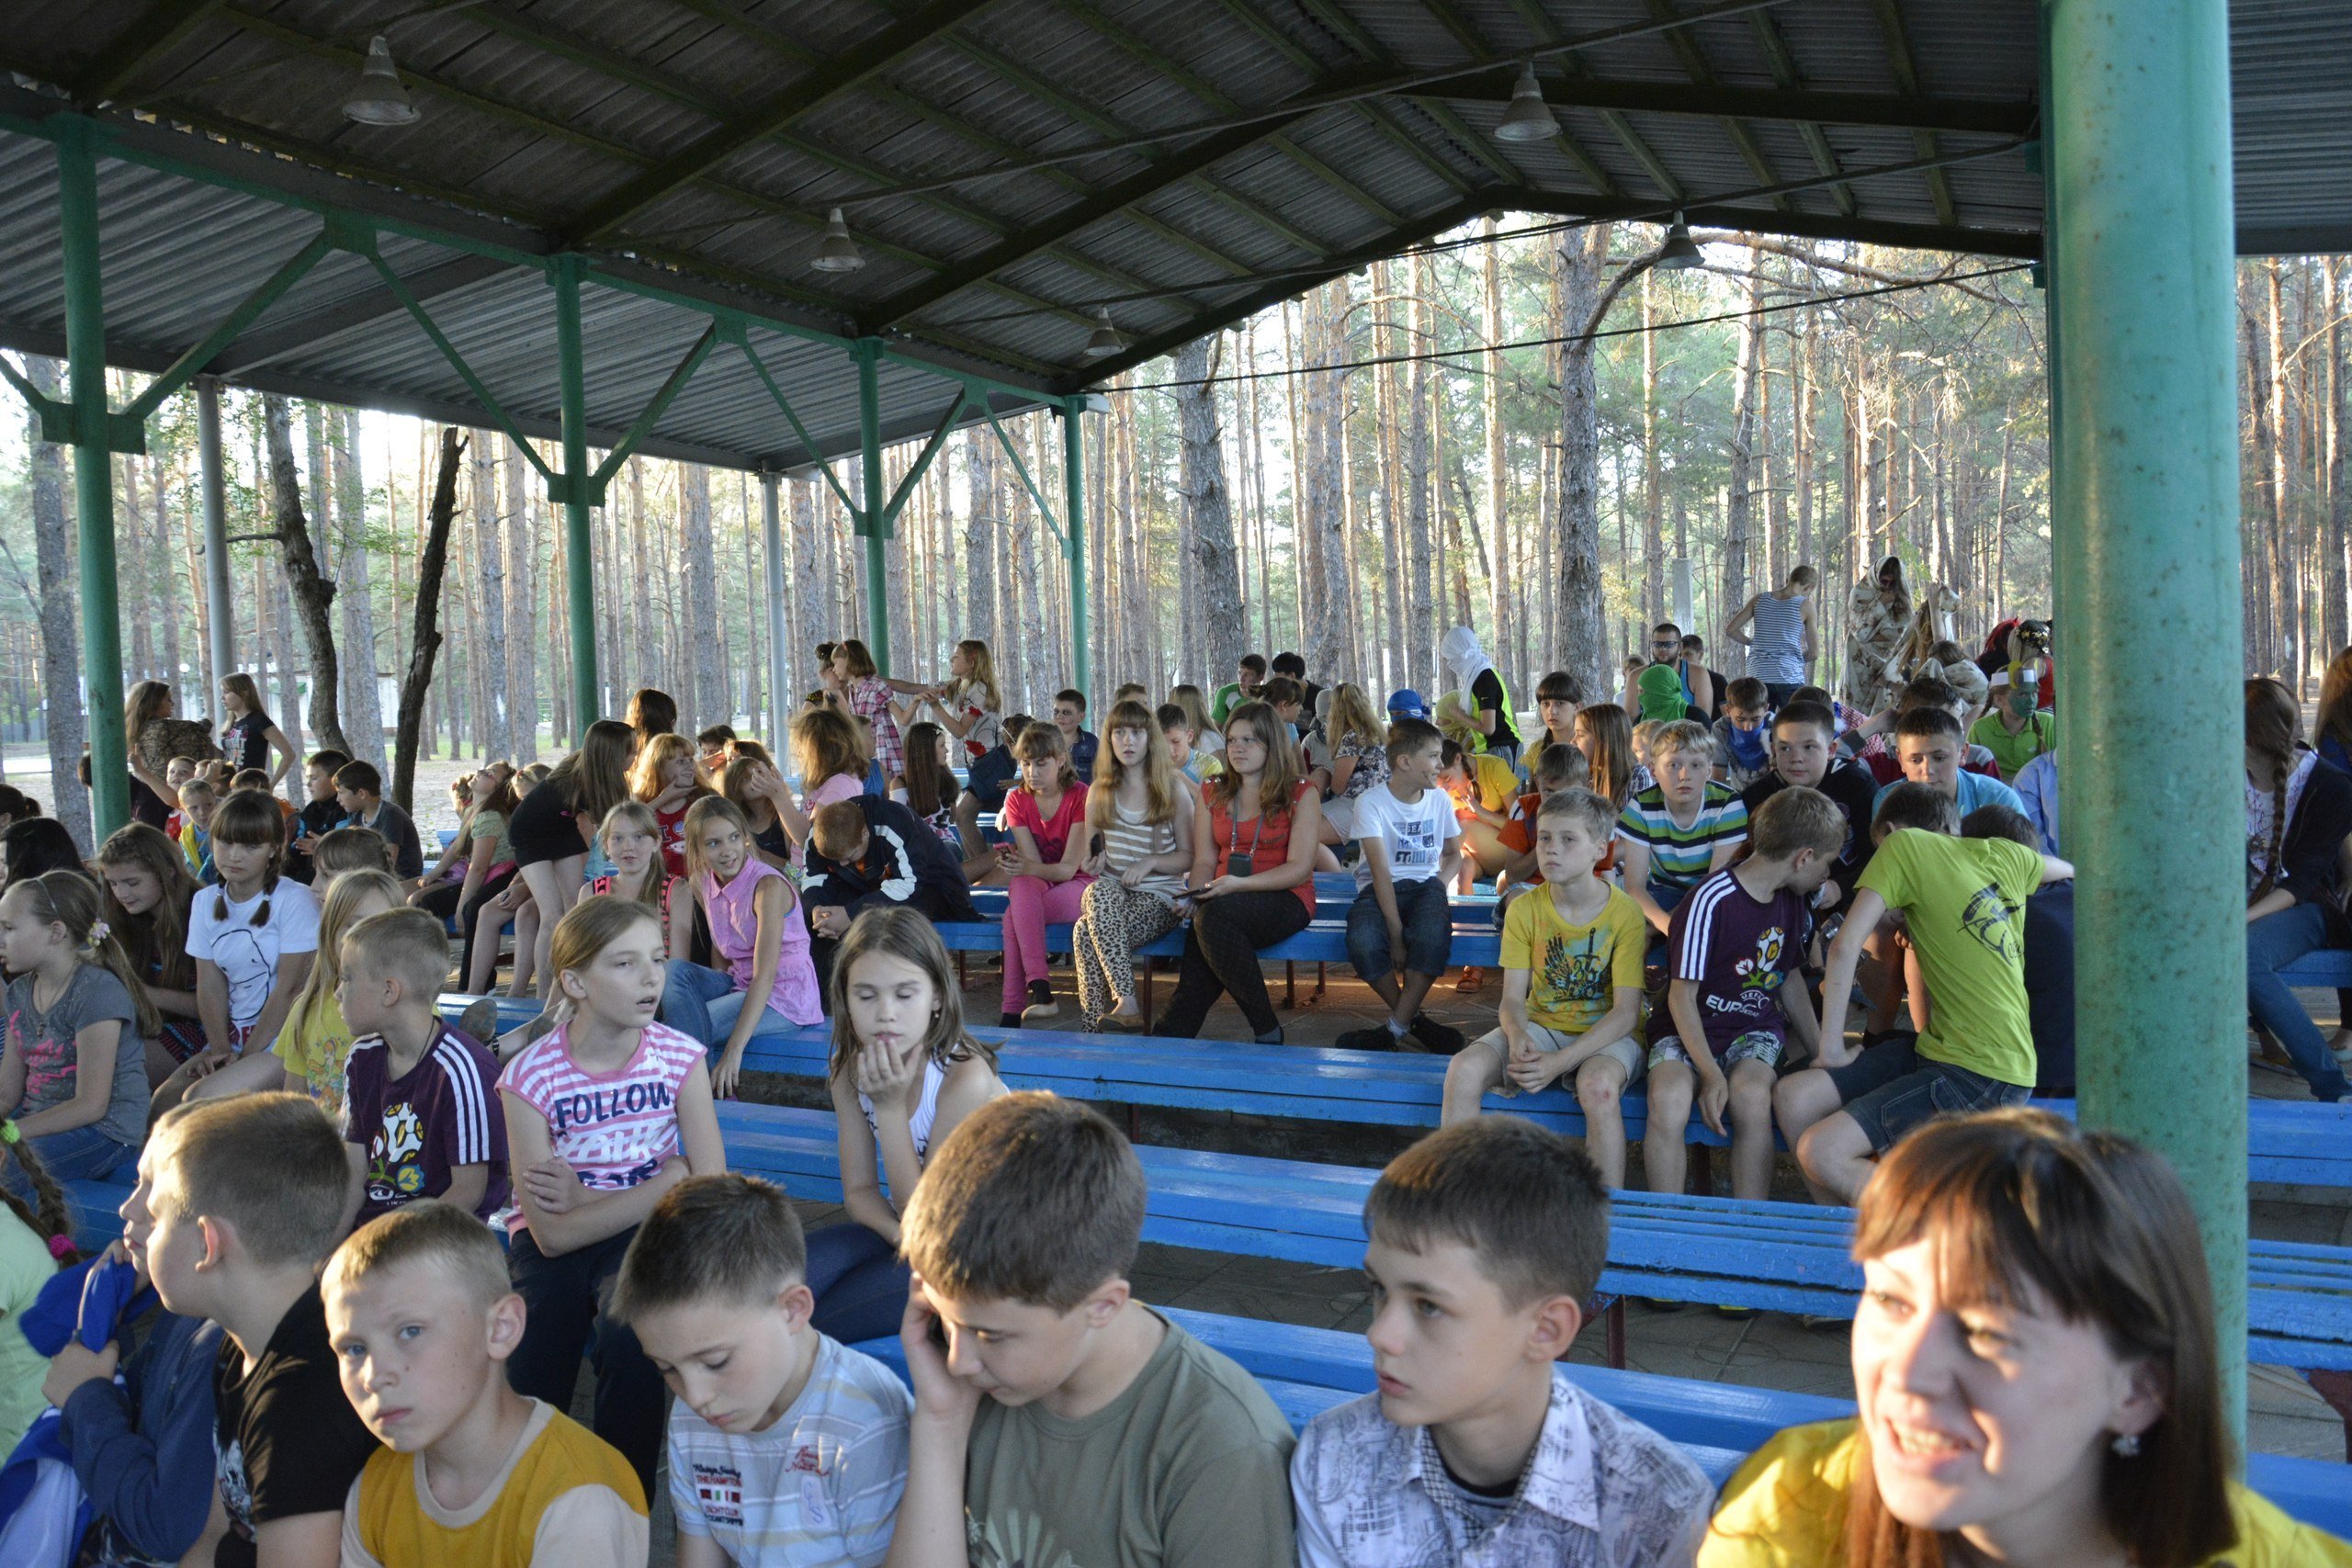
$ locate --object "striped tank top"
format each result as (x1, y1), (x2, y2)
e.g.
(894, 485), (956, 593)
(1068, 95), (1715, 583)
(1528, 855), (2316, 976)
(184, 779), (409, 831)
(1100, 798), (1187, 898)
(1748, 591), (1808, 684)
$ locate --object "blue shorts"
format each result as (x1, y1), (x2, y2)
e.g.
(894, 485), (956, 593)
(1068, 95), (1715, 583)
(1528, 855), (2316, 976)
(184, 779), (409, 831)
(1832, 1035), (2029, 1152)
(1346, 876), (1453, 979)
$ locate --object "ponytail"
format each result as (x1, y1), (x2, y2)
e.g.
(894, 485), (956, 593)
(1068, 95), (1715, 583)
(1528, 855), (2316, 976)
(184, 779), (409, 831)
(0, 1132), (76, 1268)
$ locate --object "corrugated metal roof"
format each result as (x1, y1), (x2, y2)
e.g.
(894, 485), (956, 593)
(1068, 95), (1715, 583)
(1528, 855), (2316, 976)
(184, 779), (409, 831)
(0, 0), (2330, 467)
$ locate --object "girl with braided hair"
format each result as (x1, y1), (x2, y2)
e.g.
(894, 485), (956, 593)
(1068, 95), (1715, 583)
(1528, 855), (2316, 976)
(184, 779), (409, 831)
(0, 869), (159, 1188)
(2244, 676), (2352, 1101)
(0, 1122), (74, 1453)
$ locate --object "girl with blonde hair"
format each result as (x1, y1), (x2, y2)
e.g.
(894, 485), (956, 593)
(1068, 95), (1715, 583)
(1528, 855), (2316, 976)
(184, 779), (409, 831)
(1070, 699), (1195, 1030)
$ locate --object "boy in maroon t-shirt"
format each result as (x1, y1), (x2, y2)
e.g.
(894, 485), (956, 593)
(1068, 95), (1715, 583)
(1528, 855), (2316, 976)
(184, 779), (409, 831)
(338, 908), (509, 1223)
(1644, 789), (1846, 1200)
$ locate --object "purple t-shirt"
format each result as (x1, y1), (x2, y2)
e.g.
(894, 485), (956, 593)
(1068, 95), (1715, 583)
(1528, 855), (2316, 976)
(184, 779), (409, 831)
(345, 1021), (510, 1222)
(1665, 869), (1810, 1058)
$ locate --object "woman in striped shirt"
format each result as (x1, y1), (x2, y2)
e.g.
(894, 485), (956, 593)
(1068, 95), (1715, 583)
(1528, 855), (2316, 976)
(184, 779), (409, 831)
(1070, 698), (1196, 1030)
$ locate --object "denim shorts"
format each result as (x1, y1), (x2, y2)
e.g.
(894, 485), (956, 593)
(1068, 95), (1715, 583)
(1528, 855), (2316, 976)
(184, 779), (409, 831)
(1835, 1035), (2030, 1152)
(1346, 876), (1453, 979)
(1648, 1030), (1785, 1073)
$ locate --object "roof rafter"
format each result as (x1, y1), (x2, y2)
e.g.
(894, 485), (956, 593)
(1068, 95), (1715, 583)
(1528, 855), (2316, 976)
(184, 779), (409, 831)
(1495, 0), (1684, 202)
(564, 0), (1000, 244)
(1421, 72), (2030, 138)
(71, 0), (223, 102)
(1746, 10), (1858, 216)
(1405, 0), (1622, 195)
(1868, 0), (1958, 228)
(213, 253), (514, 372)
(1639, 0), (1788, 210)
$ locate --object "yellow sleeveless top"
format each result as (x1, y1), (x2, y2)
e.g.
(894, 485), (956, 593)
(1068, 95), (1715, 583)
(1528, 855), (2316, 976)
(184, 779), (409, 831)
(347, 1400), (648, 1568)
(1699, 1420), (2352, 1568)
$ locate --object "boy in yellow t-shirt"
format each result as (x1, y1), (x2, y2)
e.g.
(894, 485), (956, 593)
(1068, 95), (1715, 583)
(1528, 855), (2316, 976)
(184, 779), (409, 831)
(1442, 789), (1648, 1186)
(326, 1201), (648, 1568)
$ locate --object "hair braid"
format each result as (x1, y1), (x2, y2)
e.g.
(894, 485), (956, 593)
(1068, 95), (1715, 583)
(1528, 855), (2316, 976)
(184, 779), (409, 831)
(0, 1137), (77, 1265)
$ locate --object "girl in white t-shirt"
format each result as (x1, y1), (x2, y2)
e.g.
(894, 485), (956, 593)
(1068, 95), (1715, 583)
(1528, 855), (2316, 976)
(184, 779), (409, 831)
(815, 907), (1004, 1341)
(172, 788), (319, 1106)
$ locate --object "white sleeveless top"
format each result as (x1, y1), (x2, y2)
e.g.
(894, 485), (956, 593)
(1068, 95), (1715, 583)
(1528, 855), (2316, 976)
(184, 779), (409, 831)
(857, 1057), (947, 1160)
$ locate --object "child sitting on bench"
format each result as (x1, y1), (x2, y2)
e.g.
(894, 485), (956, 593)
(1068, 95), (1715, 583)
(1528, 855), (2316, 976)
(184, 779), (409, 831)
(1337, 718), (1464, 1055)
(1293, 1118), (1712, 1564)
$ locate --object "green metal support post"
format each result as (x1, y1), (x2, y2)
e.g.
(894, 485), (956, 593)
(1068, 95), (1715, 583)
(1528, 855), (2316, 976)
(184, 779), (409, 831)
(551, 255), (603, 729)
(1060, 399), (1088, 705)
(57, 118), (130, 837)
(854, 338), (890, 674)
(2048, 0), (2246, 1435)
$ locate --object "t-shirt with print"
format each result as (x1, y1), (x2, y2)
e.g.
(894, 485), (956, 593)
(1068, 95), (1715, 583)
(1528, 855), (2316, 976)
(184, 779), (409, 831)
(1332, 733), (1389, 800)
(1666, 869), (1809, 1057)
(342, 1397), (645, 1568)
(495, 1021), (706, 1235)
(669, 1333), (911, 1568)
(950, 690), (1003, 762)
(186, 878), (322, 1035)
(271, 984), (354, 1122)
(1003, 784), (1088, 863)
(4, 965), (147, 1148)
(1617, 783), (1750, 897)
(1501, 884), (1648, 1036)
(1857, 829), (2045, 1088)
(345, 1022), (511, 1223)
(213, 1281), (380, 1568)
(1350, 784), (1458, 892)
(963, 1312), (1295, 1568)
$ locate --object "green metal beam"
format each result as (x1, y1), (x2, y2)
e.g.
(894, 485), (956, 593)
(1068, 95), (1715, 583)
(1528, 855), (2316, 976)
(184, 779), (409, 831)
(72, 0), (223, 102)
(567, 0), (1000, 243)
(878, 391), (967, 531)
(363, 249), (559, 487)
(551, 255), (603, 727)
(733, 332), (868, 519)
(56, 117), (130, 837)
(122, 225), (334, 422)
(983, 408), (1066, 545)
(2049, 0), (2245, 1435)
(854, 338), (890, 671)
(588, 322), (721, 491)
(213, 253), (514, 373)
(1061, 399), (1088, 703)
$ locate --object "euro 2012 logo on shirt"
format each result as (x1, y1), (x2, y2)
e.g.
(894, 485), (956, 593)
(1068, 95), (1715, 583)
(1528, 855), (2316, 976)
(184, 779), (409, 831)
(1733, 926), (1787, 991)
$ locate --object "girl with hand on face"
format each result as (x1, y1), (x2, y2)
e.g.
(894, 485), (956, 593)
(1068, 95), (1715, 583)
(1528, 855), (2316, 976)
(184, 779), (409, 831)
(659, 797), (822, 1100)
(1701, 1109), (2350, 1567)
(810, 907), (1007, 1342)
(94, 824), (207, 1082)
(628, 732), (707, 880)
(1069, 699), (1194, 1031)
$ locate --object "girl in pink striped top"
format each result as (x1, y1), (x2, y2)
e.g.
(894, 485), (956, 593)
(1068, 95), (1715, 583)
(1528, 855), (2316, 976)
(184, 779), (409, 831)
(657, 795), (824, 1100)
(496, 896), (727, 1490)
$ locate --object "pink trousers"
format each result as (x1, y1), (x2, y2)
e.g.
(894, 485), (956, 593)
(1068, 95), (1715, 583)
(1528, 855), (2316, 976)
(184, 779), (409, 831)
(1003, 873), (1093, 1011)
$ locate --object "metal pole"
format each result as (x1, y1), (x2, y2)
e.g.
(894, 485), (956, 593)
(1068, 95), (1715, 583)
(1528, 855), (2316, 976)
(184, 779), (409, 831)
(760, 470), (788, 738)
(1061, 399), (1089, 705)
(551, 254), (602, 728)
(854, 337), (890, 675)
(57, 118), (130, 836)
(196, 376), (233, 727)
(2049, 0), (2245, 1436)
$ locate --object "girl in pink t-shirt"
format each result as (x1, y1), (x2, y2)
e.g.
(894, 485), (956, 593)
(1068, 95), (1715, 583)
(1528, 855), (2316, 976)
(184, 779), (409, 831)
(995, 724), (1094, 1026)
(660, 796), (823, 1100)
(497, 897), (725, 1490)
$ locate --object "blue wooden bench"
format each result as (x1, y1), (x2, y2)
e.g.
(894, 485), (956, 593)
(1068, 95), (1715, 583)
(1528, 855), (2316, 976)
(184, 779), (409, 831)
(849, 1308), (2352, 1535)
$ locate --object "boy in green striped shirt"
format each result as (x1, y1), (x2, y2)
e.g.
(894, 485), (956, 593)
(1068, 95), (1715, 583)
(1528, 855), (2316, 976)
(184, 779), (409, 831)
(1615, 720), (1750, 936)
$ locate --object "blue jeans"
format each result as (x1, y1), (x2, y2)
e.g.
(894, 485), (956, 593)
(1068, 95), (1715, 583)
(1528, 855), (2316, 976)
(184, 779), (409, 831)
(805, 1222), (911, 1344)
(6, 1123), (135, 1197)
(2247, 901), (2352, 1101)
(1346, 876), (1453, 981)
(658, 959), (794, 1051)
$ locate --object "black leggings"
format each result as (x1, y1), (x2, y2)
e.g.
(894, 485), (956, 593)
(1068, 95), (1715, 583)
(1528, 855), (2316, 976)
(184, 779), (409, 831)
(504, 1226), (665, 1498)
(1158, 890), (1313, 1040)
(414, 867), (518, 985)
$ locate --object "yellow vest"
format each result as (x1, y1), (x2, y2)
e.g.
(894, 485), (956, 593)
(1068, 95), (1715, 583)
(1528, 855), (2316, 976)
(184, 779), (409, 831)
(351, 1401), (646, 1567)
(1699, 1420), (2351, 1568)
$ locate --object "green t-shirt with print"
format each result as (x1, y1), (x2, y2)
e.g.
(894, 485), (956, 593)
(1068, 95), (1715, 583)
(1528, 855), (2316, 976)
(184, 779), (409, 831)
(1858, 829), (2045, 1087)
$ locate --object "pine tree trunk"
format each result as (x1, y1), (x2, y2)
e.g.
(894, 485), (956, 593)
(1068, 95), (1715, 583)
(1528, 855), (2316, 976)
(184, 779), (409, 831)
(1480, 227), (1515, 696)
(1555, 226), (1612, 700)
(333, 409), (387, 766)
(1723, 261), (1762, 665)
(1299, 281), (1351, 684)
(469, 433), (511, 759)
(260, 396), (348, 755)
(503, 438), (540, 759)
(1641, 274), (1666, 624)
(22, 358), (91, 851)
(2267, 260), (2300, 688)
(1173, 333), (1247, 691)
(2329, 256), (2349, 660)
(681, 462), (722, 728)
(154, 457), (182, 697)
(1404, 269), (1436, 688)
(393, 430), (464, 811)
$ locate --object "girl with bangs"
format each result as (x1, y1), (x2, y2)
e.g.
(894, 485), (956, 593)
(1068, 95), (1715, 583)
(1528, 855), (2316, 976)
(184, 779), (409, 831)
(995, 722), (1093, 1026)
(2242, 676), (2352, 1103)
(1576, 701), (1638, 810)
(628, 730), (707, 879)
(1702, 1109), (2346, 1566)
(1069, 698), (1194, 1031)
(217, 671), (296, 784)
(719, 752), (797, 873)
(661, 795), (821, 1099)
(94, 823), (207, 1081)
(0, 870), (160, 1186)
(810, 906), (1007, 1342)
(1158, 699), (1322, 1044)
(786, 705), (869, 863)
(506, 718), (637, 997)
(183, 787), (319, 1070)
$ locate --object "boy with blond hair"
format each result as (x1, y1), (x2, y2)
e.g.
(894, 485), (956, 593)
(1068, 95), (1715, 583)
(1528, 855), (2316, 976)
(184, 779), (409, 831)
(325, 1201), (647, 1566)
(888, 1093), (1295, 1568)
(1617, 719), (1749, 936)
(1292, 1118), (1712, 1565)
(1442, 790), (1648, 1184)
(340, 907), (509, 1223)
(127, 1093), (379, 1568)
(615, 1173), (912, 1567)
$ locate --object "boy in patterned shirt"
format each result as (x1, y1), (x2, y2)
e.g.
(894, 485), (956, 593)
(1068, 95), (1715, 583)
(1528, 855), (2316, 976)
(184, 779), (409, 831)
(1442, 790), (1648, 1185)
(1617, 719), (1750, 937)
(1292, 1119), (1712, 1566)
(1645, 787), (1844, 1201)
(616, 1174), (912, 1568)
(327, 1201), (647, 1568)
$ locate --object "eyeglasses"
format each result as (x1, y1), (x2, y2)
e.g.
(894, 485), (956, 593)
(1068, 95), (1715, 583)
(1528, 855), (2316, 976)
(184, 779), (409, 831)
(1649, 641), (1678, 652)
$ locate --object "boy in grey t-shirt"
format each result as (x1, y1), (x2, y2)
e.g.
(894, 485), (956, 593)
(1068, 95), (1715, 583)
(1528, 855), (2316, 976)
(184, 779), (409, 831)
(888, 1095), (1295, 1568)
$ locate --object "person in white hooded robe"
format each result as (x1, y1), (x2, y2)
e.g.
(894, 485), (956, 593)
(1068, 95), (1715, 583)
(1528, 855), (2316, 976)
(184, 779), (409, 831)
(1440, 626), (1521, 769)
